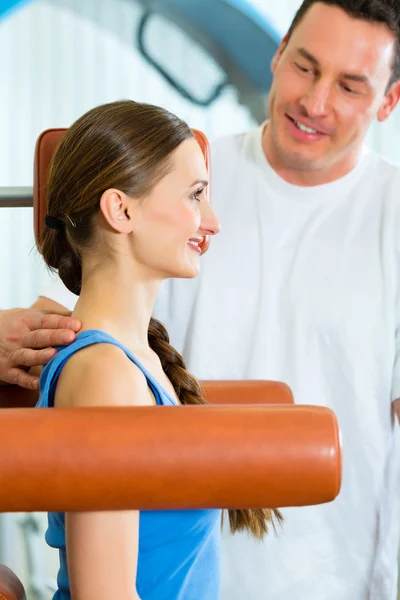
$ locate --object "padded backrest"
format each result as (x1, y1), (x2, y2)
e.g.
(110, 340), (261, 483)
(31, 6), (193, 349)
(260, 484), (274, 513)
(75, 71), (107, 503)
(33, 127), (211, 252)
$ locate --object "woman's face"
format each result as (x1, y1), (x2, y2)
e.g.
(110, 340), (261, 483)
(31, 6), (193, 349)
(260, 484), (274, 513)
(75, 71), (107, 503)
(130, 138), (220, 280)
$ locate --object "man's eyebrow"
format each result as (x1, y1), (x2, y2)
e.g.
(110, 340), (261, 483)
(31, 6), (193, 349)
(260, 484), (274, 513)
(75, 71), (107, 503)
(297, 47), (320, 66)
(342, 73), (370, 84)
(296, 47), (370, 85)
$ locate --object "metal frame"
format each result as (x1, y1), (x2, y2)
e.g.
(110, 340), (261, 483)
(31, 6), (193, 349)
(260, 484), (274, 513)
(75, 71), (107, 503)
(0, 187), (33, 208)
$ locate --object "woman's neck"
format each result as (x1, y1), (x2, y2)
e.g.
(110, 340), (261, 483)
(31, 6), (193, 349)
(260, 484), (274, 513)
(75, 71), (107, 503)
(73, 261), (161, 352)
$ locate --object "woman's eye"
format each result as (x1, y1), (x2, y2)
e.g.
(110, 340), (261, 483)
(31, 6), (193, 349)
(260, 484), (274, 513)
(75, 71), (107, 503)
(191, 188), (204, 202)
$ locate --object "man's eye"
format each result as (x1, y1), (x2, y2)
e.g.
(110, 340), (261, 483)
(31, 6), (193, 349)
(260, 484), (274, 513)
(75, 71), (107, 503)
(342, 84), (358, 95)
(295, 62), (310, 73)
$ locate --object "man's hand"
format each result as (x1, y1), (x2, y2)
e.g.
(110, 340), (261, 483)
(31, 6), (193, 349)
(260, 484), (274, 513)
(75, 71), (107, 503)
(0, 308), (81, 389)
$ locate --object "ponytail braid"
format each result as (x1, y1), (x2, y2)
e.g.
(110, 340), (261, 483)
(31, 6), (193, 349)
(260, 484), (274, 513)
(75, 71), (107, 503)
(39, 217), (83, 296)
(148, 317), (283, 539)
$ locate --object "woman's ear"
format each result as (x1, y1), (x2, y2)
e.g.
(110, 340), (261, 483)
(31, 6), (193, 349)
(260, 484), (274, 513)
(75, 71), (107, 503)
(99, 189), (134, 234)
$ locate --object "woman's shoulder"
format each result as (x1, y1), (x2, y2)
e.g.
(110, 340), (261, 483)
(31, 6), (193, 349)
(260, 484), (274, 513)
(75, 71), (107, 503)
(53, 333), (152, 409)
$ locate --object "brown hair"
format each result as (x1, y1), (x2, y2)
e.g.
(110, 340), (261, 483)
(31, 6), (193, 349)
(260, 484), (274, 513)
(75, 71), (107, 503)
(286, 0), (400, 89)
(39, 100), (283, 539)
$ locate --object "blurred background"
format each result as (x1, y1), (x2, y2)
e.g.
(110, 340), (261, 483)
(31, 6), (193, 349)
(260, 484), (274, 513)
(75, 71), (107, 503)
(1, 0), (400, 597)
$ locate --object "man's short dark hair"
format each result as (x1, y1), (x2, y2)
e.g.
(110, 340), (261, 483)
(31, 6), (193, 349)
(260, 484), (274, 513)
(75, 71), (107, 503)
(286, 0), (400, 89)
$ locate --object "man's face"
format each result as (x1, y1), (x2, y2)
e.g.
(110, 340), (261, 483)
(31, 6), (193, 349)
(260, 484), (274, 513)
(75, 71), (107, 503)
(267, 2), (399, 180)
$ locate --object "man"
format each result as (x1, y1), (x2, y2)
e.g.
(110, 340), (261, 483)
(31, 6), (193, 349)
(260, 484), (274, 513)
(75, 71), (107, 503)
(1, 0), (400, 598)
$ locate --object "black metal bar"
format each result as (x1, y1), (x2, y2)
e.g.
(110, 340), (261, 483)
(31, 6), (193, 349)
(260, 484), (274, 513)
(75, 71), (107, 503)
(0, 197), (33, 208)
(0, 188), (33, 208)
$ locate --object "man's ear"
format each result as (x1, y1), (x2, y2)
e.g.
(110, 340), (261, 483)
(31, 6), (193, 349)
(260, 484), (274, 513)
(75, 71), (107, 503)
(271, 34), (289, 73)
(377, 80), (400, 123)
(99, 189), (134, 234)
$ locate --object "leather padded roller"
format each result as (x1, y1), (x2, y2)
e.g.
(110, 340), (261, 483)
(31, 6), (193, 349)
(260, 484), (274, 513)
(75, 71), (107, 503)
(200, 380), (293, 405)
(0, 380), (293, 408)
(0, 405), (341, 512)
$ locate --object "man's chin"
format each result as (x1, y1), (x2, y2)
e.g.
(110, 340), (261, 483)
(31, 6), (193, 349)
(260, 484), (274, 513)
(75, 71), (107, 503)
(276, 142), (330, 172)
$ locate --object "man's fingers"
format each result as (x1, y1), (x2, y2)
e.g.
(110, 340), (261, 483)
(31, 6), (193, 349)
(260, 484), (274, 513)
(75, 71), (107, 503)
(9, 347), (57, 368)
(21, 328), (77, 350)
(29, 312), (81, 332)
(4, 367), (40, 390)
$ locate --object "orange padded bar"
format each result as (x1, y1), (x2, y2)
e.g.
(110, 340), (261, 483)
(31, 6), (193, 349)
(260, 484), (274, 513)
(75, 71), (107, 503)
(0, 405), (341, 512)
(201, 380), (293, 405)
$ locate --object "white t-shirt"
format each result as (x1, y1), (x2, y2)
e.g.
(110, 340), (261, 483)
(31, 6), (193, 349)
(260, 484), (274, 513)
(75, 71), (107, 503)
(40, 125), (400, 600)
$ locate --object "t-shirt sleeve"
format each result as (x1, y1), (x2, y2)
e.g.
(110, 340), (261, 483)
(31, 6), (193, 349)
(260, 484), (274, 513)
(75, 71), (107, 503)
(39, 272), (78, 312)
(391, 174), (400, 402)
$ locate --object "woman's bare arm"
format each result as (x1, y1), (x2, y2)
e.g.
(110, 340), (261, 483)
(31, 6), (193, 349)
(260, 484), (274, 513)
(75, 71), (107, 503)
(55, 343), (152, 600)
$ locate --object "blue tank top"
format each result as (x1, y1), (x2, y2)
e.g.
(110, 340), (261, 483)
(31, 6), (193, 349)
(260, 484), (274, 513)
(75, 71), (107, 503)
(37, 329), (221, 600)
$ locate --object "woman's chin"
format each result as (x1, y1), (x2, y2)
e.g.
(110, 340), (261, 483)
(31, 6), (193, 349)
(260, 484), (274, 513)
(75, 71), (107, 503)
(173, 261), (201, 280)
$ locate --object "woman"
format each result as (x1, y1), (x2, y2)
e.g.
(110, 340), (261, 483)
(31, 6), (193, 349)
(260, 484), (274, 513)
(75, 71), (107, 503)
(37, 100), (282, 600)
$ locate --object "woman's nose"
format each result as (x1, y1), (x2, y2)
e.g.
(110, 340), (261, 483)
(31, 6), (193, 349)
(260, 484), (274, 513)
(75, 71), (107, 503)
(200, 202), (220, 236)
